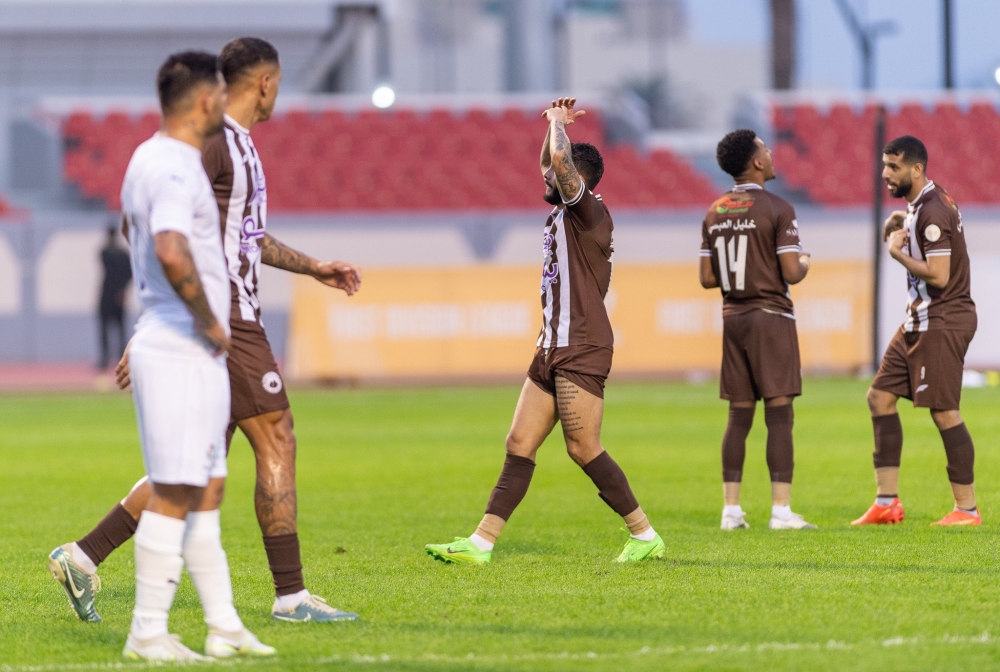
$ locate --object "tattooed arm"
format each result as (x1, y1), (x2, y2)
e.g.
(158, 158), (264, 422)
(541, 97), (587, 204)
(260, 233), (363, 295)
(154, 230), (229, 355)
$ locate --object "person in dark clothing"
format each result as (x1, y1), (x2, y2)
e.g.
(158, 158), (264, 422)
(98, 225), (132, 369)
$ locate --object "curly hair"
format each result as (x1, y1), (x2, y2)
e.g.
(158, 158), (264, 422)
(571, 142), (605, 189)
(884, 135), (928, 169)
(716, 129), (759, 178)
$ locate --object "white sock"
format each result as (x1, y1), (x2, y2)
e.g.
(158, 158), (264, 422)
(70, 542), (98, 575)
(771, 505), (793, 520)
(469, 533), (494, 552)
(131, 511), (186, 640)
(723, 505), (744, 518)
(182, 510), (243, 633)
(958, 506), (978, 514)
(876, 496), (897, 506)
(631, 527), (657, 541)
(274, 588), (310, 612)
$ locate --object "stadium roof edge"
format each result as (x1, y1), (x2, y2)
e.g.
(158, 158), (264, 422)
(749, 89), (1000, 111)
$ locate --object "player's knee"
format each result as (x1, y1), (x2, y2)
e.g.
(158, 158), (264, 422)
(564, 436), (600, 465)
(867, 387), (894, 415)
(930, 409), (962, 431)
(505, 431), (535, 459)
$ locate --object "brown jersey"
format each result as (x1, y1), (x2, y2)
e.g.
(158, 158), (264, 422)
(202, 115), (268, 325)
(700, 184), (801, 317)
(536, 184), (615, 350)
(901, 181), (976, 332)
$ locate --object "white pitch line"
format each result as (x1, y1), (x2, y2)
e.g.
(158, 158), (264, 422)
(1, 632), (994, 671)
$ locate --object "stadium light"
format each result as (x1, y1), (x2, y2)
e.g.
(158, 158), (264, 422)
(372, 85), (395, 109)
(993, 66), (1000, 87)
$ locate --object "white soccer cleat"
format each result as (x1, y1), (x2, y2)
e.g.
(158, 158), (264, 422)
(768, 512), (818, 530)
(205, 627), (277, 658)
(122, 633), (209, 661)
(721, 509), (750, 530)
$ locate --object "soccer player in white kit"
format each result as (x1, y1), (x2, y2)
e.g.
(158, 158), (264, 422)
(118, 51), (274, 661)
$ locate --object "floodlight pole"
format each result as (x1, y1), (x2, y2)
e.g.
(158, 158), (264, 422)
(871, 106), (886, 370)
(833, 0), (895, 90)
(943, 0), (954, 89)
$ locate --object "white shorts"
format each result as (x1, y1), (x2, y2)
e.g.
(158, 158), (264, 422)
(129, 326), (230, 487)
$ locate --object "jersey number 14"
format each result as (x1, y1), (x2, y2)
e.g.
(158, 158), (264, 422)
(714, 235), (747, 291)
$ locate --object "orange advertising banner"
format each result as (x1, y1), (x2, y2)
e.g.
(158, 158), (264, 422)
(287, 262), (872, 381)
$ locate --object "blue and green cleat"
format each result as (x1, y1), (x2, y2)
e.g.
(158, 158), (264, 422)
(272, 594), (359, 623)
(48, 544), (102, 623)
(425, 537), (492, 565)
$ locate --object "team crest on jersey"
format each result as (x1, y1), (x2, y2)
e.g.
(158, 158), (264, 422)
(262, 371), (283, 394)
(540, 230), (559, 293)
(714, 193), (754, 214)
(241, 216), (265, 255)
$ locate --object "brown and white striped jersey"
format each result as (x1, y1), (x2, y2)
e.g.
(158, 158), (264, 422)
(900, 181), (976, 332)
(536, 184), (615, 350)
(202, 115), (267, 325)
(700, 184), (801, 318)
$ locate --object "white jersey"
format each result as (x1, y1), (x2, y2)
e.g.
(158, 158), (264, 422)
(121, 133), (231, 346)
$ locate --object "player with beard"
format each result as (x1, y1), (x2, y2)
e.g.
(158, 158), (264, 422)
(701, 129), (815, 531)
(48, 38), (362, 624)
(425, 98), (664, 565)
(852, 135), (979, 527)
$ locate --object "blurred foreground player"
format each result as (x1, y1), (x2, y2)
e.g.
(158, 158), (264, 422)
(853, 136), (979, 527)
(110, 51), (271, 660)
(49, 38), (361, 624)
(700, 130), (815, 530)
(425, 98), (664, 564)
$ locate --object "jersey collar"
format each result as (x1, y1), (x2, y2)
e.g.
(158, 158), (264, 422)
(224, 114), (250, 135)
(732, 182), (763, 192)
(907, 180), (935, 209)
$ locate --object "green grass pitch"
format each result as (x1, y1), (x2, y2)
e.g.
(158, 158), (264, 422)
(3, 377), (1000, 671)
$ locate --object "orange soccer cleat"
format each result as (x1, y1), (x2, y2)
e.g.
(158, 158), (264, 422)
(931, 509), (981, 526)
(851, 498), (905, 525)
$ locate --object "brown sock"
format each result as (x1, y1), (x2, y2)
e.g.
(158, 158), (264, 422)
(941, 423), (975, 485)
(722, 406), (754, 482)
(262, 533), (306, 597)
(581, 451), (640, 517)
(482, 453), (536, 527)
(764, 405), (794, 483)
(75, 503), (138, 567)
(872, 413), (903, 468)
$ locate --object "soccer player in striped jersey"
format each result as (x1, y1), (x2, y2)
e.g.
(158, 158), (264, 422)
(48, 38), (362, 624)
(701, 129), (815, 531)
(425, 98), (663, 565)
(853, 135), (979, 527)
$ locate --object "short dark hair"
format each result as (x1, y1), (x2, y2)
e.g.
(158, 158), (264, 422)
(572, 142), (605, 189)
(716, 129), (759, 177)
(219, 37), (280, 85)
(883, 135), (928, 169)
(157, 51), (220, 115)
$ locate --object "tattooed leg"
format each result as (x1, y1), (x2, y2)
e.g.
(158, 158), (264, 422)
(555, 375), (604, 466)
(239, 409), (298, 536)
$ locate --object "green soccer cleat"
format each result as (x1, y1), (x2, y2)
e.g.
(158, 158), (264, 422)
(615, 533), (666, 563)
(425, 537), (492, 565)
(48, 544), (102, 623)
(272, 594), (359, 623)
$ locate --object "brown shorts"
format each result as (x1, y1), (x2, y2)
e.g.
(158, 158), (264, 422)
(527, 344), (613, 399)
(721, 310), (802, 402)
(872, 328), (974, 410)
(228, 317), (290, 423)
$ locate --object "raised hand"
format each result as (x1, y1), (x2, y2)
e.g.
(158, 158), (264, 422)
(541, 97), (586, 126)
(314, 261), (363, 296)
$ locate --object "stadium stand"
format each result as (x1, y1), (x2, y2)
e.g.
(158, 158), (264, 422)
(61, 106), (718, 211)
(772, 99), (1000, 205)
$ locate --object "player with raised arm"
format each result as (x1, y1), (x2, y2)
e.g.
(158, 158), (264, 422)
(48, 38), (361, 625)
(99, 51), (272, 660)
(425, 98), (664, 565)
(701, 129), (815, 531)
(852, 135), (979, 527)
